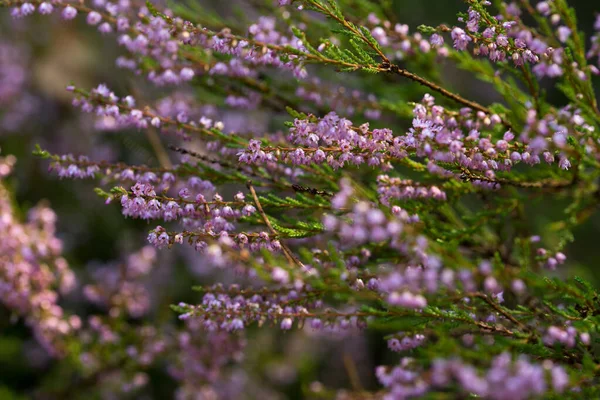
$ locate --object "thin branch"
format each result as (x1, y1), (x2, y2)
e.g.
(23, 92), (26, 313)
(306, 0), (390, 63)
(166, 3), (511, 128)
(343, 353), (364, 392)
(169, 145), (288, 189)
(144, 128), (173, 169)
(520, 64), (540, 114)
(459, 166), (575, 190)
(246, 181), (305, 268)
(469, 292), (529, 332)
(301, 0), (512, 129)
(383, 63), (511, 129)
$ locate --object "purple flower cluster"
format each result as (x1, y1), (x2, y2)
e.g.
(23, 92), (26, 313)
(0, 159), (79, 355)
(10, 1), (195, 84)
(177, 289), (366, 334)
(450, 5), (540, 67)
(324, 178), (436, 261)
(239, 112), (394, 169)
(522, 104), (597, 165)
(118, 13), (196, 86)
(449, 1), (596, 80)
(365, 13), (449, 60)
(49, 154), (101, 179)
(0, 41), (28, 103)
(75, 287), (248, 397)
(372, 256), (512, 315)
(120, 182), (241, 224)
(323, 200), (406, 247)
(146, 225), (278, 258)
(406, 94), (578, 178)
(169, 322), (247, 398)
(543, 325), (590, 348)
(146, 16), (308, 82)
(0, 154), (16, 178)
(205, 16), (308, 78)
(84, 246), (157, 318)
(377, 353), (569, 400)
(377, 175), (446, 205)
(48, 154), (184, 193)
(239, 92), (577, 189)
(70, 84), (223, 140)
(387, 333), (426, 352)
(12, 2), (113, 34)
(539, 249), (567, 269)
(0, 41), (38, 131)
(120, 182), (298, 261)
(295, 77), (382, 119)
(587, 15), (600, 68)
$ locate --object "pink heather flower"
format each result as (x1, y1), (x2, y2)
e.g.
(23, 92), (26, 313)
(580, 332), (591, 346)
(395, 23), (409, 35)
(419, 40), (431, 53)
(547, 64), (563, 77)
(230, 318), (244, 331)
(558, 157), (571, 170)
(242, 205), (256, 216)
(271, 267), (290, 284)
(511, 279), (526, 294)
(536, 1), (551, 16)
(86, 11), (102, 25)
(180, 68), (195, 81)
(551, 366), (569, 393)
(529, 235), (541, 243)
(116, 16), (129, 31)
(388, 338), (401, 351)
(388, 334), (426, 352)
(123, 96), (135, 107)
(451, 27), (472, 50)
(61, 5), (77, 20)
(479, 260), (492, 275)
(429, 33), (444, 48)
(496, 35), (509, 47)
(9, 1), (600, 394)
(484, 276), (500, 294)
(11, 7), (22, 18)
(557, 26), (571, 43)
(98, 22), (113, 34)
(20, 3), (35, 15)
(388, 291), (427, 309)
(280, 318), (293, 330)
(310, 319), (322, 330)
(38, 2), (54, 15)
(322, 214), (337, 231)
(544, 326), (576, 348)
(364, 13), (379, 25)
(178, 188), (190, 199)
(234, 192), (245, 202)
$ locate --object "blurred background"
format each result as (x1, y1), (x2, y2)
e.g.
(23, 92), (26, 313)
(0, 0), (599, 398)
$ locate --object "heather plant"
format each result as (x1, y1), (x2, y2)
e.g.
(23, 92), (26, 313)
(1, 0), (600, 398)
